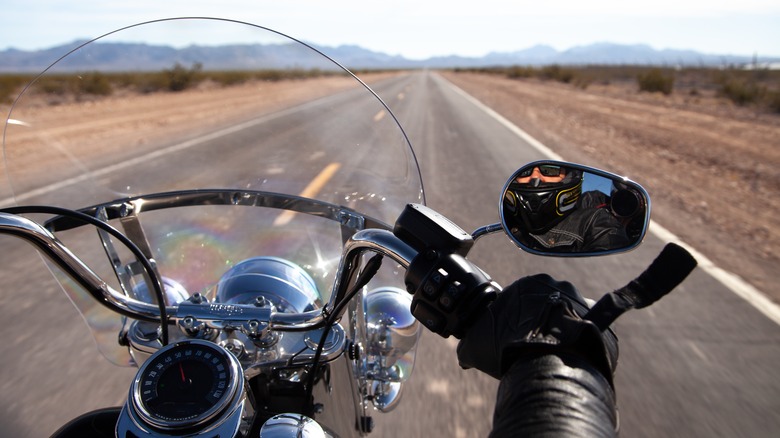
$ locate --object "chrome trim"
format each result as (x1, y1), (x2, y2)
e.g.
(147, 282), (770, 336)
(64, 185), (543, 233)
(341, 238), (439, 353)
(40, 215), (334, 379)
(0, 212), (165, 322)
(363, 287), (419, 383)
(243, 323), (346, 379)
(127, 320), (347, 376)
(260, 413), (326, 438)
(41, 190), (389, 233)
(371, 381), (403, 412)
(344, 228), (417, 268)
(328, 229), (417, 310)
(0, 204), (418, 331)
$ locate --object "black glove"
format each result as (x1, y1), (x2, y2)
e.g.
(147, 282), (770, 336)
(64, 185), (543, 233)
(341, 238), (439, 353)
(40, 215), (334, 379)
(456, 274), (618, 384)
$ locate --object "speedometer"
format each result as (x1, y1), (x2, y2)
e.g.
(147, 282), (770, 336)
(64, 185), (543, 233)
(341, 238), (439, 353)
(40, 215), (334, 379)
(131, 340), (242, 430)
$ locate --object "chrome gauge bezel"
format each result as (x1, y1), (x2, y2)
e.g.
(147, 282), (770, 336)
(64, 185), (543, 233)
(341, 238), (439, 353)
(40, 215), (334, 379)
(130, 339), (243, 431)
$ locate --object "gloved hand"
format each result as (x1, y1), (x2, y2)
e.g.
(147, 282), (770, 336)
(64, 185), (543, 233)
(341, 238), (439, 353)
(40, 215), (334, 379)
(456, 274), (618, 383)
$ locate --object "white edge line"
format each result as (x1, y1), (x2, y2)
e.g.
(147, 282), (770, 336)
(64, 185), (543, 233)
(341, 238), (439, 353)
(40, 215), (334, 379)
(437, 72), (780, 326)
(648, 220), (780, 325)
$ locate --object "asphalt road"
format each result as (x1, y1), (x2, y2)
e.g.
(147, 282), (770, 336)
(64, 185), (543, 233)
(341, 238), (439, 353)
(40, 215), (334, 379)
(1, 71), (778, 437)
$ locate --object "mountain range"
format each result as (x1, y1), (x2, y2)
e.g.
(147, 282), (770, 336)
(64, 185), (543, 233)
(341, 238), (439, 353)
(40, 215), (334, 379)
(0, 40), (774, 72)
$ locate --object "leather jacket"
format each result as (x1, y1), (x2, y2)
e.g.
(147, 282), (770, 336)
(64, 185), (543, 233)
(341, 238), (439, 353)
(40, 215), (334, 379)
(527, 192), (630, 253)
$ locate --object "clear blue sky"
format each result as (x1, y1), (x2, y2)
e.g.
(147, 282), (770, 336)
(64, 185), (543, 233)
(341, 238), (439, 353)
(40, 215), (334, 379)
(1, 1), (778, 59)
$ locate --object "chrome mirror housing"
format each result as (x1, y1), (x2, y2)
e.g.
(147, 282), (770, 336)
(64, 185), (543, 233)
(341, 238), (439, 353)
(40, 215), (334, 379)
(501, 160), (650, 256)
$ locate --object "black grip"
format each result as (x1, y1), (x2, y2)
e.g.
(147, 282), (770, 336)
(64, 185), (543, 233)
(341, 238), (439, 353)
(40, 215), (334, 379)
(585, 243), (697, 330)
(630, 242), (698, 308)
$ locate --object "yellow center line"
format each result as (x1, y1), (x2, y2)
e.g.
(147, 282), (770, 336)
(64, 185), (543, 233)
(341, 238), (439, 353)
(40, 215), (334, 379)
(373, 110), (386, 122)
(273, 162), (342, 226)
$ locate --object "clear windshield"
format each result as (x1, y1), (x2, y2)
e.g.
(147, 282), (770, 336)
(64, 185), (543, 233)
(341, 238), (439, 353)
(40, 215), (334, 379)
(1, 18), (423, 364)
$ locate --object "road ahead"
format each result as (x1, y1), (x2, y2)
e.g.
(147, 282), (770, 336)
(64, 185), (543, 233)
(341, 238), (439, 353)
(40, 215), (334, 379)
(1, 71), (778, 437)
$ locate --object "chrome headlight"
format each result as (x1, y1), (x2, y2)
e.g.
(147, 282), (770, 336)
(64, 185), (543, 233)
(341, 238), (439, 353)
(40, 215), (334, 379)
(363, 287), (420, 382)
(213, 257), (322, 313)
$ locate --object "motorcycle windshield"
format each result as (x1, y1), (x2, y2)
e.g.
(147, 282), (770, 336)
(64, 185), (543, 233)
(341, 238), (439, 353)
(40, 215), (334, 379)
(2, 18), (423, 365)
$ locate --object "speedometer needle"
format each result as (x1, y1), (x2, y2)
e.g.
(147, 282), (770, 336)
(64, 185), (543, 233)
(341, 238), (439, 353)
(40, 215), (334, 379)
(179, 363), (186, 384)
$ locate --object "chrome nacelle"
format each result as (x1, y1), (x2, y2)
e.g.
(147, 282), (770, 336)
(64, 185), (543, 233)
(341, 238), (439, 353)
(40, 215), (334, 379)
(364, 287), (419, 381)
(361, 286), (420, 412)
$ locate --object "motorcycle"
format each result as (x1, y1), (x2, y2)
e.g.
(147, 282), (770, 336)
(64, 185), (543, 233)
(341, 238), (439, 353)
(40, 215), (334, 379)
(0, 18), (696, 437)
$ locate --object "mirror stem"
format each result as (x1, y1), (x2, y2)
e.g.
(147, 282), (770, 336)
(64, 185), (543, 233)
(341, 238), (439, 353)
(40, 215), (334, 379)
(472, 223), (504, 241)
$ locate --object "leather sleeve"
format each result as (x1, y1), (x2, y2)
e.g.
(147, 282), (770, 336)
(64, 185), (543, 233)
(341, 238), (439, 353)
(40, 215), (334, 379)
(490, 353), (618, 438)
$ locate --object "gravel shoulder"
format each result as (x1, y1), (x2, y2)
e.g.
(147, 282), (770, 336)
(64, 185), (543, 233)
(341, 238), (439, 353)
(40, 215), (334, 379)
(441, 71), (780, 302)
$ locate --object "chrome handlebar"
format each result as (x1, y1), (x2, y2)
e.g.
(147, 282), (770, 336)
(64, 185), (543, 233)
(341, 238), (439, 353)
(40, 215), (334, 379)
(0, 212), (417, 331)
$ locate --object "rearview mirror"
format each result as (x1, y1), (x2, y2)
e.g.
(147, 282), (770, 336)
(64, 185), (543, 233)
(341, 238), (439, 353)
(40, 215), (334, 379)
(500, 161), (650, 256)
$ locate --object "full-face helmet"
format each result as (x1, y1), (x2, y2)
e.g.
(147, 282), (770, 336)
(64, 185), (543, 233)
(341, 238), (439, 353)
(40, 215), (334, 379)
(505, 165), (583, 234)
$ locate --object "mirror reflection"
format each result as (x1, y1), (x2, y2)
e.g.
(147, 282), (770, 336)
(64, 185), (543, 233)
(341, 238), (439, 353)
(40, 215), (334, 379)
(501, 161), (649, 255)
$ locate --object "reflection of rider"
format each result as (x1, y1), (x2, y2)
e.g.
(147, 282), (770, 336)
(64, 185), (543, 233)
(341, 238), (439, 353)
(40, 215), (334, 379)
(504, 166), (630, 252)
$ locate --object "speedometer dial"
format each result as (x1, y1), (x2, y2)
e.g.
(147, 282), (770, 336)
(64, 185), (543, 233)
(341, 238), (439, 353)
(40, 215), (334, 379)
(131, 340), (241, 430)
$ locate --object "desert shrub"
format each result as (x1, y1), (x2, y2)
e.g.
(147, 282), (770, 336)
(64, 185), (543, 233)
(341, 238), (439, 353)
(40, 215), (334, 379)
(136, 73), (168, 93)
(718, 78), (765, 106)
(210, 71), (253, 86)
(637, 69), (674, 95)
(506, 66), (534, 79)
(78, 72), (112, 96)
(37, 76), (72, 96)
(255, 69), (286, 82)
(0, 74), (31, 103)
(573, 76), (593, 89)
(766, 90), (780, 113)
(540, 65), (575, 83)
(112, 72), (144, 89)
(165, 62), (203, 92)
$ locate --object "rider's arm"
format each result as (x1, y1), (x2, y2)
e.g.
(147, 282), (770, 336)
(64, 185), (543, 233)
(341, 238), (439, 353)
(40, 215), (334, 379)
(491, 353), (617, 437)
(456, 275), (619, 437)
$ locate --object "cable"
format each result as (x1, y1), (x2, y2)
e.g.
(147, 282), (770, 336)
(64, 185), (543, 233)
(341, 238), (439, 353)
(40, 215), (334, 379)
(303, 253), (383, 412)
(1, 205), (169, 345)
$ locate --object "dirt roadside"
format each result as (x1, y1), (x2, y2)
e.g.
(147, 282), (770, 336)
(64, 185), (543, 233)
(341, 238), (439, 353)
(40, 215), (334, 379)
(0, 75), (376, 196)
(441, 71), (779, 303)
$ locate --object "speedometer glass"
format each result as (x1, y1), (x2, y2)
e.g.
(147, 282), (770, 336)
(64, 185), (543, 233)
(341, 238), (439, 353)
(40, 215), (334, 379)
(132, 340), (241, 429)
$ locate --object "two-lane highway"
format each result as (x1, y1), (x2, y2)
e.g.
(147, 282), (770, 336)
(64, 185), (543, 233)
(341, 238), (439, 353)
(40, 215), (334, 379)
(0, 71), (777, 437)
(371, 71), (780, 437)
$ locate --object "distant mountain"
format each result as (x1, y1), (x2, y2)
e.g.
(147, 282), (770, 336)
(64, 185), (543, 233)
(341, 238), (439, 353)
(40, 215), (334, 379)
(0, 40), (775, 72)
(0, 41), (340, 72)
